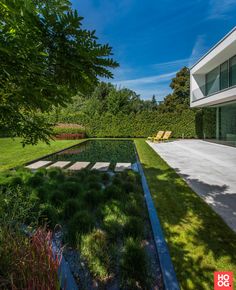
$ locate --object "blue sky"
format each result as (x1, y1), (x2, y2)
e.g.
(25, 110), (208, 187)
(71, 0), (236, 101)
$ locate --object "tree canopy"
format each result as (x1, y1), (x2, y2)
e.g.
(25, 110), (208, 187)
(158, 66), (190, 113)
(58, 67), (190, 118)
(0, 0), (118, 144)
(58, 82), (160, 118)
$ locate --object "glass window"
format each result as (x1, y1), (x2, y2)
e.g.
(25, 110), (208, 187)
(206, 66), (220, 95)
(220, 61), (229, 90)
(219, 103), (236, 143)
(229, 56), (236, 86)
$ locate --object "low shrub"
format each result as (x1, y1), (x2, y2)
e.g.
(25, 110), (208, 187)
(124, 193), (145, 217)
(123, 216), (144, 239)
(47, 168), (65, 181)
(67, 210), (95, 246)
(101, 200), (127, 240)
(34, 185), (51, 202)
(88, 181), (102, 191)
(121, 180), (137, 194)
(49, 189), (66, 207)
(0, 186), (37, 226)
(101, 172), (110, 184)
(39, 204), (59, 228)
(63, 198), (82, 220)
(86, 172), (102, 184)
(80, 229), (113, 282)
(120, 238), (150, 289)
(26, 174), (45, 188)
(59, 181), (81, 198)
(84, 189), (103, 208)
(103, 185), (122, 200)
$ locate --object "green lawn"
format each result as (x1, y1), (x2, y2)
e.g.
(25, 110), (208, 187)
(134, 139), (236, 290)
(0, 138), (85, 171)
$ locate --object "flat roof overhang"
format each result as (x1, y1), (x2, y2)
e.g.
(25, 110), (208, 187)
(190, 27), (236, 108)
(191, 87), (236, 107)
(191, 27), (236, 75)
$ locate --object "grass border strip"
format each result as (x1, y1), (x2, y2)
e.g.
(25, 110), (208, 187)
(135, 145), (180, 290)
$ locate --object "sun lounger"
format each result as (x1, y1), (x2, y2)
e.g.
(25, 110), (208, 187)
(147, 131), (164, 142)
(159, 131), (172, 142)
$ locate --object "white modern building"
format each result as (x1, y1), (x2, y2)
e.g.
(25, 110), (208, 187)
(190, 27), (236, 145)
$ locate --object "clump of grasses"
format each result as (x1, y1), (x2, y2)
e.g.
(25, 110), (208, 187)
(63, 198), (82, 220)
(120, 237), (151, 290)
(67, 210), (95, 246)
(39, 203), (59, 228)
(79, 229), (114, 282)
(101, 200), (128, 240)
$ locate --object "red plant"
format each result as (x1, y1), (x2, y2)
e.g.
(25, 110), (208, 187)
(55, 133), (85, 140)
(3, 227), (65, 290)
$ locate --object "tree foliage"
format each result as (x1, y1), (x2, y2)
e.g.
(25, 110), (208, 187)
(158, 66), (190, 113)
(0, 0), (118, 144)
(59, 82), (159, 117)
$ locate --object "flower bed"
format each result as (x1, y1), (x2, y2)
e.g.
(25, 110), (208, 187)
(0, 168), (163, 289)
(53, 123), (86, 139)
(55, 133), (85, 140)
(0, 186), (63, 289)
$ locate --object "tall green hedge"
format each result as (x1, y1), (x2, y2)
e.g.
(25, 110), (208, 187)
(55, 109), (198, 138)
(1, 108), (216, 139)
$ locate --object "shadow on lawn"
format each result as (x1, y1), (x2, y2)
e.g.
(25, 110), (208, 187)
(143, 165), (236, 289)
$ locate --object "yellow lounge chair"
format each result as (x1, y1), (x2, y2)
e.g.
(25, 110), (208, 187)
(147, 131), (164, 142)
(160, 131), (172, 142)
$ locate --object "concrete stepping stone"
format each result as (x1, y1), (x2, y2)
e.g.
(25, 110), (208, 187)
(68, 162), (90, 171)
(47, 161), (71, 169)
(115, 163), (132, 172)
(26, 160), (52, 170)
(91, 162), (110, 171)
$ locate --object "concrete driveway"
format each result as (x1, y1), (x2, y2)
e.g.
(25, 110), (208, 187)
(147, 139), (236, 232)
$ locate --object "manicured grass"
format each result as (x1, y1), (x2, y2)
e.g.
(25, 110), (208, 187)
(134, 139), (236, 290)
(0, 138), (85, 171)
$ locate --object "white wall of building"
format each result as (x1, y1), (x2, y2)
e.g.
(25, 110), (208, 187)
(190, 27), (236, 107)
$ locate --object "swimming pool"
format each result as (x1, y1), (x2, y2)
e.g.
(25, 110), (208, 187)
(43, 140), (137, 165)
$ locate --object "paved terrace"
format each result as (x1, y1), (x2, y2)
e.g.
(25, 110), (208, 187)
(147, 140), (236, 232)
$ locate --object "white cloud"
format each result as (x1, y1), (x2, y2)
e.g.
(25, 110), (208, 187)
(152, 58), (195, 70)
(112, 72), (175, 100)
(113, 72), (177, 87)
(189, 35), (208, 67)
(207, 0), (236, 19)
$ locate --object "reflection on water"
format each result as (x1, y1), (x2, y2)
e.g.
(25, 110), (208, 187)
(44, 140), (136, 164)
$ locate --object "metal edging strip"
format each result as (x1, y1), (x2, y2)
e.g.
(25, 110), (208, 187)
(134, 143), (180, 290)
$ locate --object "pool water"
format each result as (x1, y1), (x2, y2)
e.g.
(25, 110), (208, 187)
(44, 140), (137, 165)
